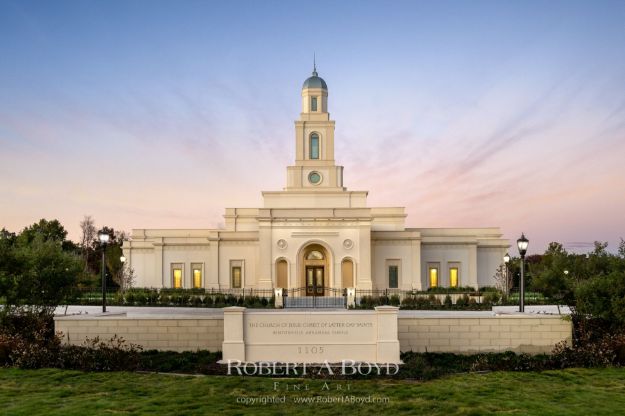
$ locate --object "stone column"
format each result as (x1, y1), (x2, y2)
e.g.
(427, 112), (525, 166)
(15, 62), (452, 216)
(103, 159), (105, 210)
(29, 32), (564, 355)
(222, 307), (246, 362)
(154, 240), (164, 287)
(257, 219), (273, 289)
(375, 305), (401, 364)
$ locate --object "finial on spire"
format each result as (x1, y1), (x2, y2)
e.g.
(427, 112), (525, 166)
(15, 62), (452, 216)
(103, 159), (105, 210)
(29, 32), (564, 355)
(312, 53), (317, 76)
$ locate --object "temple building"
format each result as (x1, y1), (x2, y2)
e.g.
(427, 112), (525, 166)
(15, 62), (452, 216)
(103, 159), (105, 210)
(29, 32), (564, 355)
(122, 68), (509, 294)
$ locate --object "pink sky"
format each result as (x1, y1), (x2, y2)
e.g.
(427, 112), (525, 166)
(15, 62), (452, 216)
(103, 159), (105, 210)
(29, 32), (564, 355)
(1, 1), (625, 254)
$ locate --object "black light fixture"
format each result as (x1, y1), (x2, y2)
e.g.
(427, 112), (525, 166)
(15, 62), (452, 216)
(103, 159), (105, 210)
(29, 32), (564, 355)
(98, 230), (110, 313)
(516, 233), (529, 312)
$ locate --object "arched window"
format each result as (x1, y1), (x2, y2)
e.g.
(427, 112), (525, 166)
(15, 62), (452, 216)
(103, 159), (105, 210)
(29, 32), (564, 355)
(309, 133), (319, 159)
(341, 259), (354, 288)
(276, 259), (288, 289)
(306, 250), (324, 260)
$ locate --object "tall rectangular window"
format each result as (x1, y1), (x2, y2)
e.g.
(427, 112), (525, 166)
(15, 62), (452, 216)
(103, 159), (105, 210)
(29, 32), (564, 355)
(310, 133), (319, 159)
(429, 267), (438, 288)
(192, 263), (202, 289)
(449, 267), (458, 288)
(232, 266), (242, 288)
(311, 96), (318, 111)
(388, 265), (399, 289)
(172, 267), (183, 289)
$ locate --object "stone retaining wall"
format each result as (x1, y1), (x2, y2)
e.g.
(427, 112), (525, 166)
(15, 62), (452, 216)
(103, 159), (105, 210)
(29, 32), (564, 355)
(398, 315), (572, 354)
(55, 314), (223, 352)
(55, 313), (572, 355)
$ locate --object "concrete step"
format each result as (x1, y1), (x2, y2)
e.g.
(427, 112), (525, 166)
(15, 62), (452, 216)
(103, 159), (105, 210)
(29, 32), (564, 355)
(284, 297), (346, 308)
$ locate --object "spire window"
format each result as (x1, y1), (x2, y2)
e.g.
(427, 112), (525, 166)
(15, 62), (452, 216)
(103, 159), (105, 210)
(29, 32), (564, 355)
(311, 96), (318, 112)
(310, 133), (319, 159)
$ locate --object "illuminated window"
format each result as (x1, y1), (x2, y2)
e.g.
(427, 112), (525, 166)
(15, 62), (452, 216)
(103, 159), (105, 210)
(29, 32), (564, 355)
(306, 250), (324, 260)
(232, 266), (242, 288)
(429, 267), (438, 288)
(449, 267), (458, 288)
(310, 133), (319, 159)
(311, 96), (318, 111)
(192, 263), (202, 288)
(173, 268), (182, 289)
(389, 265), (398, 288)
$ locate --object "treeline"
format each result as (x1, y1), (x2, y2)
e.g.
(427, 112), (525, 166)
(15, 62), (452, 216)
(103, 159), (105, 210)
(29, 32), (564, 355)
(506, 240), (625, 329)
(0, 217), (127, 314)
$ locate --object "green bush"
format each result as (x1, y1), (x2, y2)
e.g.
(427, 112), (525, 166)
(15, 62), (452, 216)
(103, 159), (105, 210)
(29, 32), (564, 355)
(483, 291), (501, 305)
(401, 296), (416, 309)
(415, 297), (430, 309)
(456, 294), (470, 307)
(428, 294), (441, 306)
(575, 272), (625, 329)
(443, 295), (453, 307)
(59, 335), (142, 371)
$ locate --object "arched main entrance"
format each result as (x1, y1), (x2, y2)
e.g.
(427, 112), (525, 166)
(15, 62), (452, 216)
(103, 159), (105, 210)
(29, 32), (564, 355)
(300, 244), (330, 296)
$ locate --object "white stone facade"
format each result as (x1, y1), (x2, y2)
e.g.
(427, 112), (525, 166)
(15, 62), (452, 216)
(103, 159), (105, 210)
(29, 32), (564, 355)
(123, 69), (508, 292)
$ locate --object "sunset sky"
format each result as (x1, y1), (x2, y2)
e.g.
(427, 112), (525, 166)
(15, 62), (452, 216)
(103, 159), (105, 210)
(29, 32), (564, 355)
(1, 0), (625, 254)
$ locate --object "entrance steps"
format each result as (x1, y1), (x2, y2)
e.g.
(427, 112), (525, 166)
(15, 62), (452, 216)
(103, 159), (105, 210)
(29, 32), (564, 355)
(284, 296), (346, 308)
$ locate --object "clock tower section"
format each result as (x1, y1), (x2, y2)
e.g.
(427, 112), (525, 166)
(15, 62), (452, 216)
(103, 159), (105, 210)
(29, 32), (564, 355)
(286, 67), (345, 191)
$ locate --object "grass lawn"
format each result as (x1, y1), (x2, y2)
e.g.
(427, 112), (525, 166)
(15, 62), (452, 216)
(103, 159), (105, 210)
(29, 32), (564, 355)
(1, 368), (625, 415)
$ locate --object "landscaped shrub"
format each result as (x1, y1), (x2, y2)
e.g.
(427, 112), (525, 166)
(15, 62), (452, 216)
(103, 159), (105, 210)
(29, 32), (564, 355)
(469, 351), (551, 372)
(550, 314), (625, 368)
(443, 295), (453, 307)
(59, 335), (143, 372)
(483, 291), (501, 305)
(428, 294), (441, 306)
(389, 295), (400, 306)
(413, 296), (427, 309)
(575, 272), (625, 329)
(213, 294), (226, 307)
(456, 294), (470, 307)
(139, 350), (223, 374)
(426, 286), (476, 294)
(401, 296), (416, 308)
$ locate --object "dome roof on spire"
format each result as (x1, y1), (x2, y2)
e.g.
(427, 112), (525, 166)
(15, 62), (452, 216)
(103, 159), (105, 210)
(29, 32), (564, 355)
(302, 69), (327, 90)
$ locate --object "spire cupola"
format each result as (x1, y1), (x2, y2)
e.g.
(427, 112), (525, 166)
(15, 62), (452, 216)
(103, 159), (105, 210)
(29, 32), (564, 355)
(301, 60), (328, 114)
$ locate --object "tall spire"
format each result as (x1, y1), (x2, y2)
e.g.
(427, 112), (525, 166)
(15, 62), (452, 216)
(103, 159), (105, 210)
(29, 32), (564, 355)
(312, 53), (317, 76)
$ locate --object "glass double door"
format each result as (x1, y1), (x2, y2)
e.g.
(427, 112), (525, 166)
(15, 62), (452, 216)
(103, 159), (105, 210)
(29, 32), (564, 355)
(305, 266), (324, 296)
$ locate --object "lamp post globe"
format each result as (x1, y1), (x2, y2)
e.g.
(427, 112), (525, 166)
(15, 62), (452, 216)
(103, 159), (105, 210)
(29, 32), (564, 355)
(517, 233), (528, 257)
(98, 230), (110, 313)
(516, 233), (529, 313)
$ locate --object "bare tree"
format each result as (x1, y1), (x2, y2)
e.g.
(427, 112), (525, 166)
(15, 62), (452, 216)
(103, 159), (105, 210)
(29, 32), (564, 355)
(492, 264), (512, 296)
(114, 229), (128, 243)
(114, 262), (136, 293)
(79, 215), (96, 271)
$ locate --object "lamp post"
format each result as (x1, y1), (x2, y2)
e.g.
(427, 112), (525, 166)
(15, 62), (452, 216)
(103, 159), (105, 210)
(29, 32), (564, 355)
(98, 230), (110, 313)
(503, 253), (510, 296)
(120, 255), (126, 292)
(517, 233), (529, 313)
